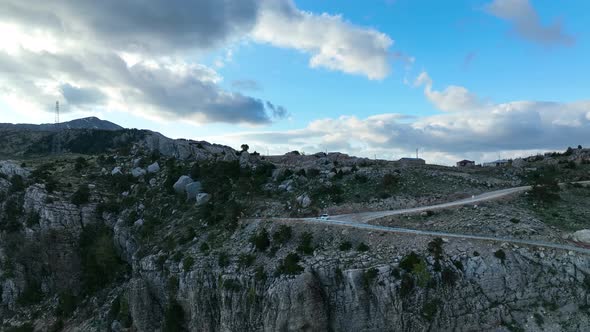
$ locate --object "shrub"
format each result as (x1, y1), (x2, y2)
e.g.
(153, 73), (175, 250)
(250, 228), (270, 251)
(399, 252), (421, 272)
(412, 260), (431, 287)
(339, 241), (352, 251)
(254, 266), (267, 281)
(441, 267), (457, 286)
(163, 300), (185, 332)
(218, 252), (230, 268)
(276, 253), (304, 275)
(356, 242), (370, 252)
(297, 232), (314, 255)
(71, 185), (90, 206)
(200, 242), (210, 253)
(79, 224), (126, 294)
(399, 274), (415, 297)
(528, 167), (560, 203)
(427, 238), (444, 260)
(222, 279), (242, 292)
(494, 249), (506, 262)
(9, 175), (25, 193)
(183, 256), (195, 270)
(272, 225), (292, 245)
(362, 267), (379, 287)
(422, 299), (441, 322)
(5, 323), (34, 332)
(74, 157), (88, 172)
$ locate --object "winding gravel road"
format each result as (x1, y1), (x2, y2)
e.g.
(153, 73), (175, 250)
(268, 181), (590, 255)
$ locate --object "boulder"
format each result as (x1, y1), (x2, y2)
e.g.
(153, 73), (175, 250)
(173, 175), (193, 194)
(196, 193), (211, 206)
(296, 194), (312, 208)
(112, 167), (123, 176)
(185, 181), (203, 200)
(571, 229), (590, 244)
(131, 167), (146, 178)
(149, 178), (157, 187)
(147, 162), (160, 173)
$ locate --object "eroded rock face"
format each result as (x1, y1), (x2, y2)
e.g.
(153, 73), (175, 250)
(140, 132), (238, 161)
(124, 246), (590, 332)
(23, 184), (95, 233)
(0, 160), (30, 178)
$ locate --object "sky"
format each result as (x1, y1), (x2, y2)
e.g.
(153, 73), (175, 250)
(0, 0), (589, 165)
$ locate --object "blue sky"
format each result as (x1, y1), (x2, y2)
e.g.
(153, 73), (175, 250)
(0, 0), (588, 164)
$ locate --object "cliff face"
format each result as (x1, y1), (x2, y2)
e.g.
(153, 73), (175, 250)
(2, 155), (590, 332)
(120, 233), (590, 332)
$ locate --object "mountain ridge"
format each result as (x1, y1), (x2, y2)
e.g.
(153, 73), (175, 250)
(0, 116), (124, 131)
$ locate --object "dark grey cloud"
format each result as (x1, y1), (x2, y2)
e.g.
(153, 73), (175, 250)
(265, 101), (288, 119)
(0, 0), (261, 53)
(486, 0), (575, 47)
(60, 84), (105, 106)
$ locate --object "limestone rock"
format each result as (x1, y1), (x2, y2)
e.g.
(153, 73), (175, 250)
(571, 229), (590, 244)
(185, 181), (203, 200)
(196, 193), (211, 206)
(112, 167), (123, 176)
(0, 160), (30, 178)
(131, 167), (146, 178)
(173, 175), (193, 194)
(296, 194), (312, 208)
(147, 162), (160, 173)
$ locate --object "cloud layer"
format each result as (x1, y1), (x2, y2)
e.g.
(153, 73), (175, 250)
(486, 0), (575, 47)
(216, 77), (590, 164)
(0, 0), (393, 123)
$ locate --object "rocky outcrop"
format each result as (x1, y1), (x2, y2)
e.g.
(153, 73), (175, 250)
(147, 162), (160, 173)
(140, 132), (238, 161)
(571, 229), (590, 244)
(23, 184), (95, 232)
(0, 160), (30, 178)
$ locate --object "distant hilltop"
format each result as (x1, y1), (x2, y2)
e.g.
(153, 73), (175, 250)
(0, 116), (123, 131)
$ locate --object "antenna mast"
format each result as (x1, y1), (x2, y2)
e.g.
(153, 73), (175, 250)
(52, 101), (62, 154)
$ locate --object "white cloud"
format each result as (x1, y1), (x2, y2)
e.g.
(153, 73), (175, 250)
(485, 0), (575, 46)
(252, 0), (393, 79)
(414, 72), (486, 112)
(208, 92), (590, 165)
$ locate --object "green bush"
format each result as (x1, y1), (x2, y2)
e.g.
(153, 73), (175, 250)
(399, 252), (421, 272)
(9, 175), (25, 193)
(163, 300), (186, 332)
(362, 267), (379, 287)
(222, 279), (242, 292)
(272, 225), (292, 245)
(494, 249), (506, 262)
(79, 224), (126, 294)
(441, 267), (457, 287)
(276, 253), (304, 275)
(339, 241), (352, 251)
(218, 252), (230, 268)
(74, 157), (88, 172)
(71, 185), (90, 206)
(254, 266), (267, 281)
(356, 242), (370, 252)
(427, 238), (444, 260)
(422, 299), (441, 321)
(297, 232), (314, 255)
(250, 228), (270, 251)
(182, 256), (195, 270)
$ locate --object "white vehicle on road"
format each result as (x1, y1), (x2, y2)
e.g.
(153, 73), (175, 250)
(318, 214), (329, 220)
